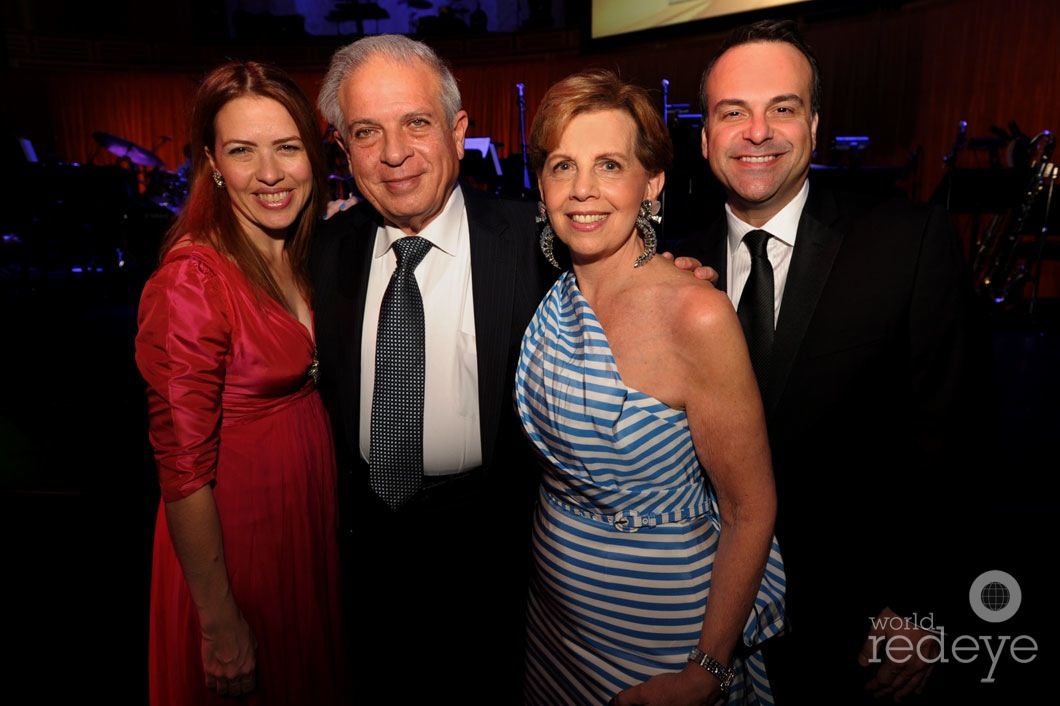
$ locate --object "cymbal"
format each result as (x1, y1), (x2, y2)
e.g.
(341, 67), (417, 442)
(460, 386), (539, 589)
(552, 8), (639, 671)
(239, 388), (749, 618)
(92, 130), (164, 169)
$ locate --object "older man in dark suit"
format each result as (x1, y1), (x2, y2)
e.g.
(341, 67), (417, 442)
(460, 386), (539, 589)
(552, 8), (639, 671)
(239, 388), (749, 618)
(685, 19), (997, 705)
(310, 34), (554, 702)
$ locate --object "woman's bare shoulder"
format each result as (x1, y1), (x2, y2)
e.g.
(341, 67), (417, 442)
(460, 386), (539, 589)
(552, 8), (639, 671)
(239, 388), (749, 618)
(667, 268), (733, 315)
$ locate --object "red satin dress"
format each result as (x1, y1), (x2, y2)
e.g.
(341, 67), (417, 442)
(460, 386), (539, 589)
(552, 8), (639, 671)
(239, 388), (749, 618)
(135, 243), (348, 705)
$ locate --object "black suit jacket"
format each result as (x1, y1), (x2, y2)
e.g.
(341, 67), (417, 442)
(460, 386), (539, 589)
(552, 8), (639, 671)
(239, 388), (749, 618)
(309, 185), (556, 700)
(686, 180), (997, 637)
(309, 185), (554, 517)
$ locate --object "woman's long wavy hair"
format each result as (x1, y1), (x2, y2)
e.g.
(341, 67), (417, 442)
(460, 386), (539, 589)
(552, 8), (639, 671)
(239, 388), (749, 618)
(159, 59), (328, 312)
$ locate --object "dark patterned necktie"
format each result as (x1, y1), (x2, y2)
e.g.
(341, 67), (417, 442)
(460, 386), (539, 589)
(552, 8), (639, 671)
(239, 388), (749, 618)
(370, 235), (432, 510)
(737, 230), (774, 391)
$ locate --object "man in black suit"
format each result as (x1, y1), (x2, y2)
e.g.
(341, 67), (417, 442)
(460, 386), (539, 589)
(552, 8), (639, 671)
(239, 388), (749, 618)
(686, 19), (997, 704)
(310, 34), (554, 702)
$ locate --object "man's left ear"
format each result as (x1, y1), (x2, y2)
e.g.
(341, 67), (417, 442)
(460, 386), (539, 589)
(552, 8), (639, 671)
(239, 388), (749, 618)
(452, 110), (469, 160)
(335, 133), (351, 162)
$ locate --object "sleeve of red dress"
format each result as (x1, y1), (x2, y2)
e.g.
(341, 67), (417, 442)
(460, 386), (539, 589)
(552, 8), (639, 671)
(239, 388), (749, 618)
(135, 252), (232, 503)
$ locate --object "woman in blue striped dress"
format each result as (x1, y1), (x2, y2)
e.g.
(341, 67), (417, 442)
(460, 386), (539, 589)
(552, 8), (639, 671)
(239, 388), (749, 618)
(515, 69), (786, 705)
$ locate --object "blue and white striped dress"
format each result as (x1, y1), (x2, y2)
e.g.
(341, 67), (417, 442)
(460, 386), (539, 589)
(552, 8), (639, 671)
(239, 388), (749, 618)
(515, 271), (787, 705)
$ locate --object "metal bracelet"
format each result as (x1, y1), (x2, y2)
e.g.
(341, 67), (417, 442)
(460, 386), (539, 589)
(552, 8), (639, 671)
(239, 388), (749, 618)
(688, 646), (735, 693)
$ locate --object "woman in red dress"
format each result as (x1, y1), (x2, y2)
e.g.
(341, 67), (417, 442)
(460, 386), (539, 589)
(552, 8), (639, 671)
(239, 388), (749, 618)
(135, 60), (348, 705)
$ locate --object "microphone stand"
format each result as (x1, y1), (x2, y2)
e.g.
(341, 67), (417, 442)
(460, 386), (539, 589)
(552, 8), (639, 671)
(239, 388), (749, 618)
(516, 83), (532, 196)
(662, 79), (670, 124)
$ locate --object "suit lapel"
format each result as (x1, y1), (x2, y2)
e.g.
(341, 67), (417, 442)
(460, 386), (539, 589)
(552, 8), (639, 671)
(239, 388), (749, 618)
(465, 188), (520, 468)
(702, 217), (730, 291)
(767, 187), (843, 414)
(336, 209), (377, 442)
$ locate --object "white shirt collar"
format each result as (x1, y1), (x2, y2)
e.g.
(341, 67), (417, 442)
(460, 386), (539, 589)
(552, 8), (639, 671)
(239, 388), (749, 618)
(725, 179), (810, 252)
(375, 186), (465, 259)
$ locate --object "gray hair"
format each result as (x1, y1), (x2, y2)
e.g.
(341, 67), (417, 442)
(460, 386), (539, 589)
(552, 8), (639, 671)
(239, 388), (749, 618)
(317, 34), (463, 135)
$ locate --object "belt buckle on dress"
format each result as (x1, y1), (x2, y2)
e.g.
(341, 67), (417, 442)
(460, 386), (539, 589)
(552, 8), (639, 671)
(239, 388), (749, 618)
(612, 509), (640, 533)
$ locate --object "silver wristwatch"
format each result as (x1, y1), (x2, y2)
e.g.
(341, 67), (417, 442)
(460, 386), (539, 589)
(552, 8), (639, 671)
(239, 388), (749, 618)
(687, 646), (735, 693)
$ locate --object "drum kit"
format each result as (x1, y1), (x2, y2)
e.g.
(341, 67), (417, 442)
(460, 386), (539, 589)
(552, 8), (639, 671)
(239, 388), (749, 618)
(92, 130), (188, 213)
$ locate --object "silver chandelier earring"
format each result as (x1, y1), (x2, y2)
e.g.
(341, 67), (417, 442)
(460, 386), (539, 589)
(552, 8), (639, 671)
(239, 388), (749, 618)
(537, 202), (561, 269)
(633, 199), (661, 268)
(212, 170), (225, 189)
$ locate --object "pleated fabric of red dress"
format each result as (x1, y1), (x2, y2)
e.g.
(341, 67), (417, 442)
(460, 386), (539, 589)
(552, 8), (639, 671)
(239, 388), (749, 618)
(135, 243), (349, 706)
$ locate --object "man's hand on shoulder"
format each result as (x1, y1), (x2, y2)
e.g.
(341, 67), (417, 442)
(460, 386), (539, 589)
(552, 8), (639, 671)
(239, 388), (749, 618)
(661, 251), (720, 286)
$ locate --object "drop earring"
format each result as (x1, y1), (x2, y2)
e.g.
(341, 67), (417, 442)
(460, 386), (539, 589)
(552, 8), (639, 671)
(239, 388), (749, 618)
(633, 199), (661, 268)
(537, 202), (561, 269)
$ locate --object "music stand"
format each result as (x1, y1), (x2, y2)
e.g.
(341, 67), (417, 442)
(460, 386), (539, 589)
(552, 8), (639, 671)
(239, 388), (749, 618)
(462, 137), (504, 193)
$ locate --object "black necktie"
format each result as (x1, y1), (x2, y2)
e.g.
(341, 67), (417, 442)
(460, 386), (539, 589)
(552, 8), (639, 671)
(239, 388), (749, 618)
(737, 230), (774, 390)
(370, 236), (432, 510)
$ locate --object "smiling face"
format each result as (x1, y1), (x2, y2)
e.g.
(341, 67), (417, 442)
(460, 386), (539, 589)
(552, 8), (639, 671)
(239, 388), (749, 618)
(539, 109), (663, 265)
(701, 40), (818, 226)
(337, 55), (468, 234)
(207, 95), (313, 240)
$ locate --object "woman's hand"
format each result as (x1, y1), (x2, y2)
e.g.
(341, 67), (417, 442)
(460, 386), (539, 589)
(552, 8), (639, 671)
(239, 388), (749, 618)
(323, 195), (359, 220)
(201, 612), (258, 697)
(163, 487), (258, 698)
(610, 663), (722, 706)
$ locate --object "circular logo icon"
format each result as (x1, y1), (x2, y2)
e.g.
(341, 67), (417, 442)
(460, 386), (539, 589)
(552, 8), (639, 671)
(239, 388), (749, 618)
(969, 570), (1021, 623)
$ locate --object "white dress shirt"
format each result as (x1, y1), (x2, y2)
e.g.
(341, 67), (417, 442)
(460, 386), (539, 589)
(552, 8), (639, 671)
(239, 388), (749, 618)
(359, 187), (483, 475)
(725, 180), (810, 325)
